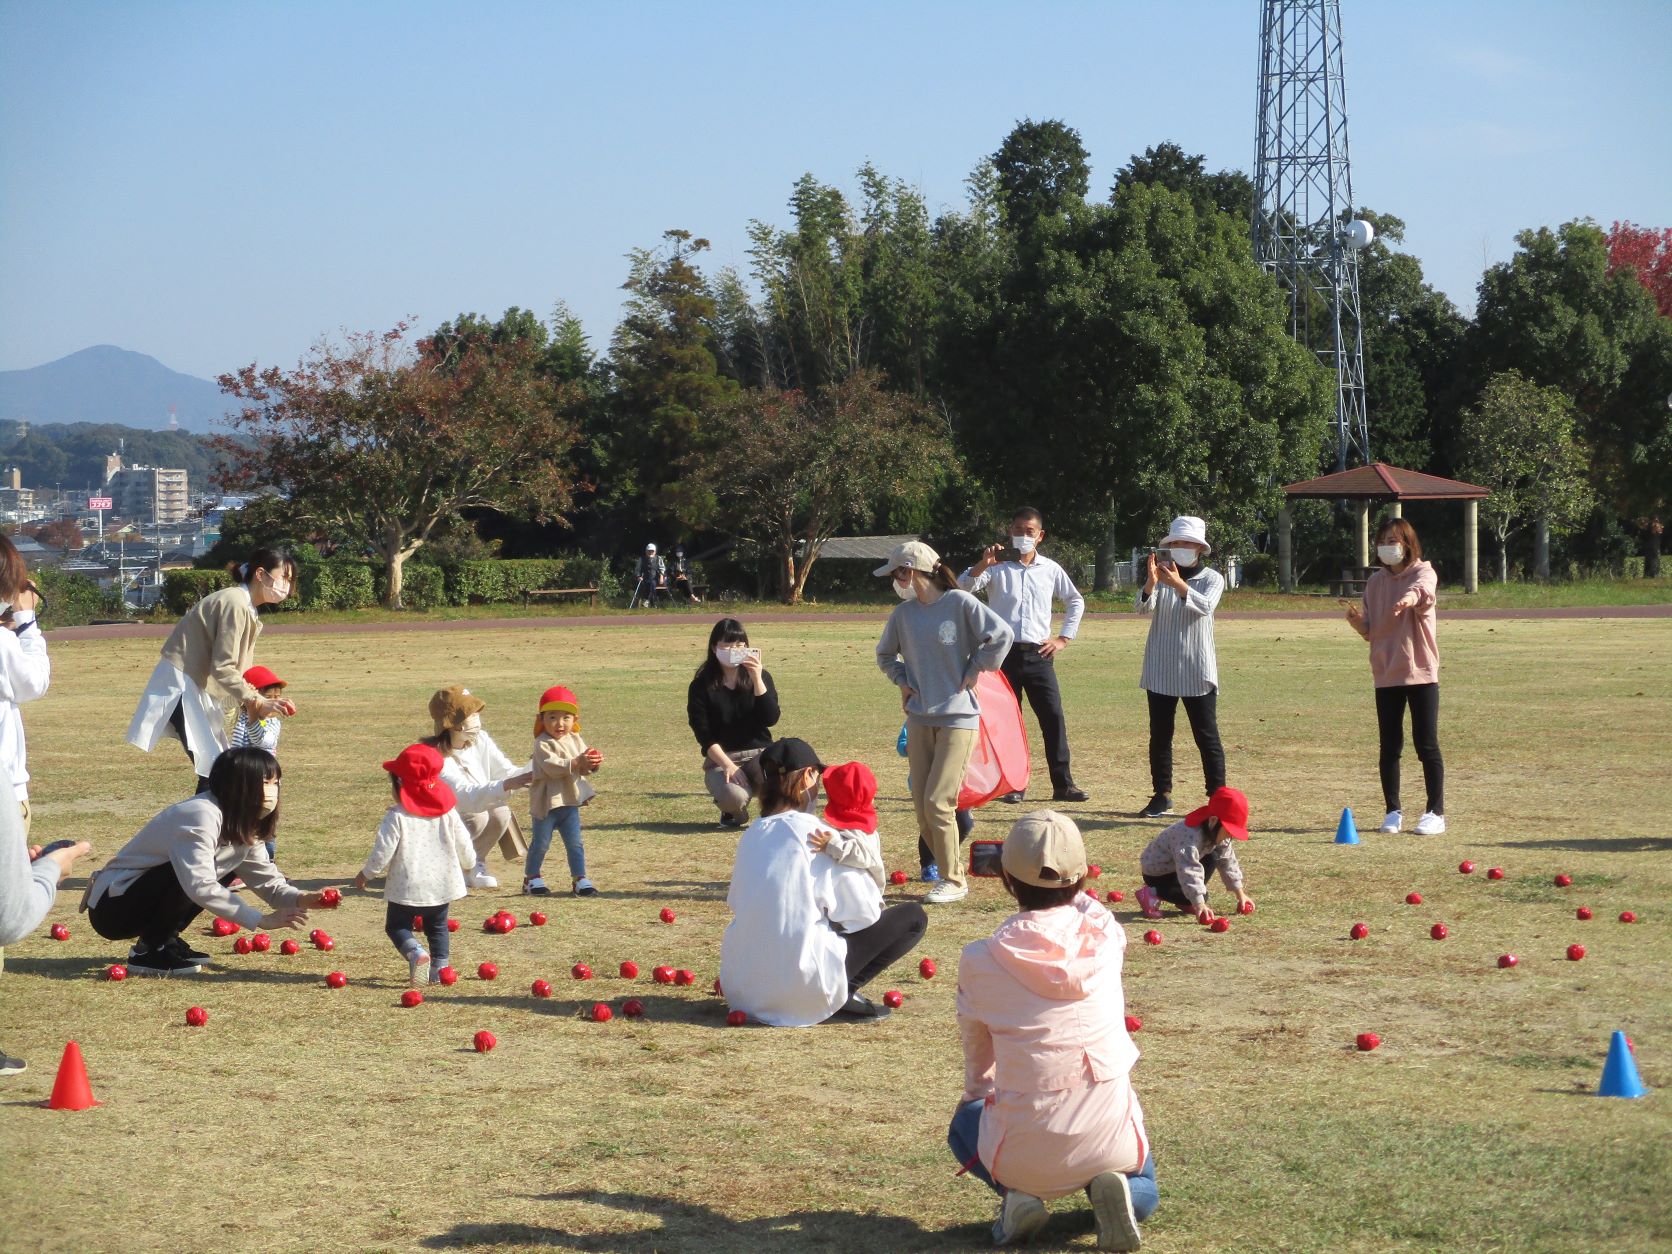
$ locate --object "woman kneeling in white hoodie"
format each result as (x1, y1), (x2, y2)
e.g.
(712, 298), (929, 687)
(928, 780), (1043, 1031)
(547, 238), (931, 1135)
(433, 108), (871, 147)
(952, 810), (1157, 1250)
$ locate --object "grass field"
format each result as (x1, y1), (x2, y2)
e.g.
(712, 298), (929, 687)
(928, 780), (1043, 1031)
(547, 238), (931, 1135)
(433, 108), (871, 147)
(2, 615), (1669, 1253)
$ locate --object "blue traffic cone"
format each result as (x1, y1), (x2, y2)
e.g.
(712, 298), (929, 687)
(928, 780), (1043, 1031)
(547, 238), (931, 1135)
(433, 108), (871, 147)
(1598, 1030), (1649, 1099)
(1334, 807), (1360, 845)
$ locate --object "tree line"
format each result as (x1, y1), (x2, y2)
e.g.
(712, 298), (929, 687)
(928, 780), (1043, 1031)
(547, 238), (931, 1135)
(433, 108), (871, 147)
(213, 122), (1672, 606)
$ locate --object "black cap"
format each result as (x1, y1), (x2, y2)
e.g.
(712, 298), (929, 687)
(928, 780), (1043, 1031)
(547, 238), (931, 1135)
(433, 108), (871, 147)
(761, 737), (825, 773)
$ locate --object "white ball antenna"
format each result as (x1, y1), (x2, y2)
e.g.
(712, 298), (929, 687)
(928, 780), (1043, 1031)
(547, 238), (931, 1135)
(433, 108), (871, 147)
(1344, 219), (1375, 250)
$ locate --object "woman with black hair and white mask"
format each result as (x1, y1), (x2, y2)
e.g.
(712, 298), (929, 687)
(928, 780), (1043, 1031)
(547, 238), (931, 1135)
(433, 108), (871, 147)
(126, 546), (299, 793)
(84, 747), (332, 975)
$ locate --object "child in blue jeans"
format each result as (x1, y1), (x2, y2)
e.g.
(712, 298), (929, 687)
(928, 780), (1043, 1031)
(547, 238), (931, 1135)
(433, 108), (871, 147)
(527, 685), (603, 897)
(356, 744), (476, 985)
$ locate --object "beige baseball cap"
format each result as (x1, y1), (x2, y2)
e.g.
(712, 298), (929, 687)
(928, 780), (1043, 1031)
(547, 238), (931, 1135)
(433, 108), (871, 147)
(873, 540), (940, 577)
(1001, 810), (1089, 887)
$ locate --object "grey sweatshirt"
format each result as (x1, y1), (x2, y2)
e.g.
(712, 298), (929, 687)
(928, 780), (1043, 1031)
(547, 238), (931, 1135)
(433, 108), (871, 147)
(876, 589), (1015, 729)
(0, 784), (60, 947)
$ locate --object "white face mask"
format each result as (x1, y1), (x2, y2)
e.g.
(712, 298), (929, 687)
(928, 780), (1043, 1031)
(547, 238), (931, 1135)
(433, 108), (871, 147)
(1170, 547), (1199, 567)
(716, 646), (747, 667)
(894, 576), (917, 600)
(450, 713), (482, 750)
(1377, 543), (1405, 565)
(260, 781), (280, 817)
(1011, 535), (1037, 555)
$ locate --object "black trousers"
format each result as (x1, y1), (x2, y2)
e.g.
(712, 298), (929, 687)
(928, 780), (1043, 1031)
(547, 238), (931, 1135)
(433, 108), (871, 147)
(166, 700), (213, 794)
(87, 862), (233, 951)
(1146, 688), (1226, 798)
(1375, 683), (1444, 815)
(843, 903), (928, 992)
(1143, 853), (1219, 910)
(1001, 644), (1074, 791)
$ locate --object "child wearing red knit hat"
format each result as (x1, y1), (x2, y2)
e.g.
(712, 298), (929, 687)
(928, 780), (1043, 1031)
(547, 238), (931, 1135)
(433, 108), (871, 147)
(809, 761), (887, 891)
(526, 685), (603, 896)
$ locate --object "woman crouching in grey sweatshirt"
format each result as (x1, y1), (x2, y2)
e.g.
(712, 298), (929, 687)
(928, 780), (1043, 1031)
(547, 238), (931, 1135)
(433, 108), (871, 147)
(875, 542), (1013, 904)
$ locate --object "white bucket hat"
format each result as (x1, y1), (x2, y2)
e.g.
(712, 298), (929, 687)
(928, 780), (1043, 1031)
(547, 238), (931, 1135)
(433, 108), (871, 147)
(1157, 515), (1211, 556)
(873, 540), (940, 577)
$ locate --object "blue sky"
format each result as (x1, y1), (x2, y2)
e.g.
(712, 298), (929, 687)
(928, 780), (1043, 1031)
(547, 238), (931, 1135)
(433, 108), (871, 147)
(2, 0), (1668, 382)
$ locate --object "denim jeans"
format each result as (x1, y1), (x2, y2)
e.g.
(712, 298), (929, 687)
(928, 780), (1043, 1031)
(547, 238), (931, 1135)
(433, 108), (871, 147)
(528, 806), (585, 881)
(384, 901), (450, 966)
(947, 1098), (1159, 1219)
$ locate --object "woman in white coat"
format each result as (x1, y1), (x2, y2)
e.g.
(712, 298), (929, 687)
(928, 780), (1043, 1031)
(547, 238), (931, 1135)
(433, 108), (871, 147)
(0, 536), (49, 835)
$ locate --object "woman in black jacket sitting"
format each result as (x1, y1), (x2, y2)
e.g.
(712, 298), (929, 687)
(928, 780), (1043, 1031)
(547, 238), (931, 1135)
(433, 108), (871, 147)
(687, 618), (780, 827)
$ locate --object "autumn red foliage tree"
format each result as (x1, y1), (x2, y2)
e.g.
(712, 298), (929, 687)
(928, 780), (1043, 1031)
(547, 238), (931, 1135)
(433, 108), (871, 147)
(29, 517), (85, 551)
(1606, 221), (1672, 319)
(214, 323), (583, 608)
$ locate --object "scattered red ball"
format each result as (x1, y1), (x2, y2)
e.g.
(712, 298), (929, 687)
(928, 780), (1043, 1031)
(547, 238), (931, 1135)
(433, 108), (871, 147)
(529, 911), (547, 926)
(413, 916), (423, 928)
(473, 1029), (496, 1053)
(726, 1009), (747, 1027)
(309, 929), (325, 944)
(1619, 911), (1637, 924)
(107, 964), (128, 981)
(1143, 930), (1162, 946)
(883, 989), (904, 1009)
(233, 936), (253, 954)
(1405, 892), (1423, 905)
(478, 962), (498, 981)
(316, 936), (335, 952)
(1355, 1032), (1380, 1052)
(619, 960), (640, 979)
(622, 999), (646, 1018)
(590, 1002), (613, 1023)
(1350, 922), (1370, 940)
(659, 908), (677, 924)
(572, 963), (593, 981)
(1125, 1014), (1143, 1032)
(212, 918), (239, 937)
(889, 870), (908, 886)
(711, 978), (723, 996)
(1209, 917), (1231, 933)
(1497, 954), (1519, 969)
(1487, 867), (1505, 880)
(674, 969), (696, 986)
(1237, 899), (1255, 915)
(401, 989), (424, 1008)
(1566, 944), (1586, 961)
(49, 923), (69, 941)
(652, 965), (675, 985)
(1430, 923), (1449, 940)
(438, 966), (458, 986)
(251, 933), (271, 952)
(1107, 890), (1125, 903)
(325, 971), (347, 989)
(279, 939), (300, 956)
(185, 1006), (209, 1027)
(1087, 864), (1102, 879)
(919, 958), (937, 979)
(532, 979), (553, 998)
(319, 887), (342, 908)
(1459, 861), (1475, 874)
(1576, 906), (1593, 920)
(1554, 874), (1572, 887)
(447, 918), (460, 932)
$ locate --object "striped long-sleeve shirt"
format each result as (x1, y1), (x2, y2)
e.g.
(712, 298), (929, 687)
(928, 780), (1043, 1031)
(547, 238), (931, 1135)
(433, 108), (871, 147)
(1136, 566), (1223, 697)
(230, 710), (282, 753)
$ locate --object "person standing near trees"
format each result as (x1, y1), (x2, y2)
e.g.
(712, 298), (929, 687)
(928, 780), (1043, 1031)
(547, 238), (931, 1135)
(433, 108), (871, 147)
(0, 534), (50, 834)
(1136, 517), (1225, 818)
(960, 507), (1089, 805)
(126, 546), (298, 793)
(1345, 517), (1445, 835)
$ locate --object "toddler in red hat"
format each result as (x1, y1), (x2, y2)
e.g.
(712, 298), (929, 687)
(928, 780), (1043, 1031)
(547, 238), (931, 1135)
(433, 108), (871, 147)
(231, 665), (290, 860)
(809, 762), (887, 890)
(527, 685), (604, 897)
(355, 744), (476, 985)
(1135, 786), (1254, 924)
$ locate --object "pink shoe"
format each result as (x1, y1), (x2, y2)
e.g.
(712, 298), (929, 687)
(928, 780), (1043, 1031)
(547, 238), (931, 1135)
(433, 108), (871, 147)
(1136, 886), (1163, 920)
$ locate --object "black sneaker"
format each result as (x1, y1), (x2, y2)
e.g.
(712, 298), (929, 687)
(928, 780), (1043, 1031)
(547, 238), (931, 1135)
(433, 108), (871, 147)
(831, 993), (892, 1020)
(1000, 791), (1026, 804)
(165, 936), (212, 965)
(719, 811), (745, 828)
(0, 1052), (26, 1076)
(1053, 786), (1090, 803)
(1139, 793), (1173, 818)
(128, 943), (203, 976)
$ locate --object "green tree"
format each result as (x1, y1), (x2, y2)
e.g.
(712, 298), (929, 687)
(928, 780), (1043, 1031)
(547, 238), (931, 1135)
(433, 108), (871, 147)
(1458, 371), (1593, 581)
(1596, 316), (1672, 575)
(1111, 142), (1254, 225)
(991, 119), (1090, 231)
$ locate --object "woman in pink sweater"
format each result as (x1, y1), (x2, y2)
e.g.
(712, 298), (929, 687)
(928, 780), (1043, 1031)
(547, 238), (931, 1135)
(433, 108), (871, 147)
(951, 810), (1154, 1251)
(1345, 517), (1445, 835)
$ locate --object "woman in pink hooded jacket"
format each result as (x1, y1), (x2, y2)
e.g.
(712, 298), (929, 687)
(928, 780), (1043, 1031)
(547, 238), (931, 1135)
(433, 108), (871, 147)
(951, 810), (1156, 1251)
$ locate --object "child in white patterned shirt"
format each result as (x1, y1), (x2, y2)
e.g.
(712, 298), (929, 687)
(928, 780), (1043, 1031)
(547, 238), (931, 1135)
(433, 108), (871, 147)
(231, 665), (289, 859)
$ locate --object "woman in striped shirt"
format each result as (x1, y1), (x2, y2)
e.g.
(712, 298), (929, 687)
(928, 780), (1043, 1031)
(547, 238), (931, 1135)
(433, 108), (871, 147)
(1135, 516), (1226, 818)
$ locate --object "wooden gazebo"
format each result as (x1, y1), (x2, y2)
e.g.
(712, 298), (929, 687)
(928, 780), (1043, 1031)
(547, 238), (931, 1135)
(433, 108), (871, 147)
(1278, 463), (1491, 593)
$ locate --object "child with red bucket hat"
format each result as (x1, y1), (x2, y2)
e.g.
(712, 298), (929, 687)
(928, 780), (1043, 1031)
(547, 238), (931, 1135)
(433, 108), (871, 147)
(1135, 786), (1254, 924)
(355, 744), (476, 985)
(809, 762), (887, 890)
(231, 665), (289, 861)
(527, 685), (603, 897)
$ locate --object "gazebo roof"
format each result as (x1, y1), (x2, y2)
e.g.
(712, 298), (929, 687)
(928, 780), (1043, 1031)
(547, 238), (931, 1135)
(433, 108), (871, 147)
(817, 534), (920, 560)
(1283, 462), (1490, 501)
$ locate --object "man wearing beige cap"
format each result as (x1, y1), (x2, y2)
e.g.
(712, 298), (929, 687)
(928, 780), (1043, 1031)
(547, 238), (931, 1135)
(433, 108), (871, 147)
(950, 811), (1156, 1249)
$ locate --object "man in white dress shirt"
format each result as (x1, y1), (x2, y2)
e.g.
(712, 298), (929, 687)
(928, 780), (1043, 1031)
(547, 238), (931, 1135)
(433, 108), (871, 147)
(960, 507), (1089, 804)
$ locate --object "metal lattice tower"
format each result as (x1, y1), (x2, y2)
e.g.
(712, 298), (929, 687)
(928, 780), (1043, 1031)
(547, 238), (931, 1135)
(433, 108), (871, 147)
(1252, 0), (1369, 472)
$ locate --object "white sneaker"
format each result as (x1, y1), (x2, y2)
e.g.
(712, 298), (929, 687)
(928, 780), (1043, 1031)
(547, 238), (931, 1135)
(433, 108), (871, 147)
(925, 881), (969, 904)
(1378, 810), (1402, 834)
(992, 1190), (1049, 1246)
(466, 864), (500, 889)
(1414, 812), (1446, 836)
(1086, 1171), (1142, 1251)
(522, 877), (550, 895)
(407, 947), (431, 988)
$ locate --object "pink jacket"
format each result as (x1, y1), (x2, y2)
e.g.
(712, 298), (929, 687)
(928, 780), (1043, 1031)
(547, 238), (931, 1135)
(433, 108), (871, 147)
(1360, 560), (1439, 687)
(956, 893), (1148, 1200)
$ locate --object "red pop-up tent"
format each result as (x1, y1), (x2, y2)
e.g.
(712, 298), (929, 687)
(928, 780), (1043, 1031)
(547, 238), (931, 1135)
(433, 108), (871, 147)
(959, 670), (1031, 810)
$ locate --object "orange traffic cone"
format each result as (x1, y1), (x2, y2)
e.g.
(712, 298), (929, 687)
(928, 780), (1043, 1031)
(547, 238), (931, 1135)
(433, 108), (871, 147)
(45, 1040), (100, 1111)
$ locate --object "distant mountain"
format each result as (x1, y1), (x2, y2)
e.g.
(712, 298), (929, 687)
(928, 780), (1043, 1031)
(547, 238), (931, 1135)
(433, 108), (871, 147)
(0, 345), (237, 434)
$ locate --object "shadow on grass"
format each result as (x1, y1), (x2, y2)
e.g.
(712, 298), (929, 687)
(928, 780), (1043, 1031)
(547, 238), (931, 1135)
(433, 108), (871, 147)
(1503, 837), (1672, 853)
(585, 821), (722, 836)
(421, 1187), (992, 1251)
